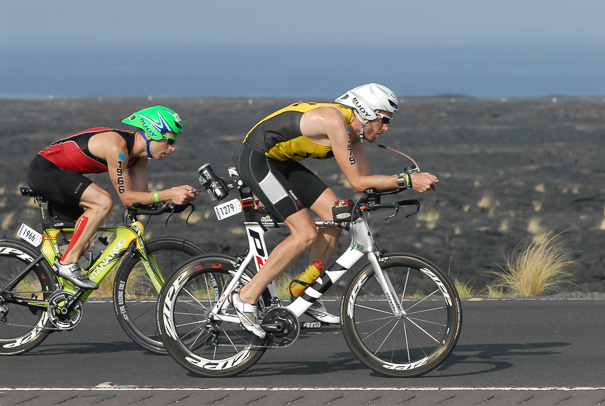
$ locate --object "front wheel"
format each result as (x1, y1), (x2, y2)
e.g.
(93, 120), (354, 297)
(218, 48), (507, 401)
(158, 254), (269, 377)
(0, 239), (56, 355)
(341, 253), (462, 377)
(113, 237), (204, 354)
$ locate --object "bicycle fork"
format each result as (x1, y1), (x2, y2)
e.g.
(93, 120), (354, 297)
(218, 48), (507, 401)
(288, 220), (406, 319)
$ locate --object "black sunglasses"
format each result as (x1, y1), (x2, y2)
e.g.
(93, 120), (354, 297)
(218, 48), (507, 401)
(162, 133), (177, 145)
(376, 112), (392, 124)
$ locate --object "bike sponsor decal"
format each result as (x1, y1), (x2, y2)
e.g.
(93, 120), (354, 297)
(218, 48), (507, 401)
(3, 312), (49, 349)
(347, 274), (368, 318)
(185, 349), (251, 370)
(89, 239), (127, 278)
(17, 224), (43, 247)
(382, 356), (429, 371)
(117, 281), (128, 320)
(162, 272), (189, 340)
(420, 268), (453, 306)
(301, 321), (322, 329)
(248, 229), (267, 271)
(0, 246), (34, 262)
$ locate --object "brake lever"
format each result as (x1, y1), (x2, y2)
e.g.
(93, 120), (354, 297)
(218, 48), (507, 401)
(406, 201), (420, 218)
(164, 203), (195, 226)
(384, 204), (400, 222)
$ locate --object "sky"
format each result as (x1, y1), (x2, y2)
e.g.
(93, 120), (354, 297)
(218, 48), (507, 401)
(1, 0), (604, 99)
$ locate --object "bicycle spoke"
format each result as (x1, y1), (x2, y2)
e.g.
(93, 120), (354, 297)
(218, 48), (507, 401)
(373, 319), (400, 354)
(360, 316), (397, 342)
(353, 302), (394, 316)
(404, 288), (441, 313)
(406, 305), (447, 316)
(404, 316), (440, 344)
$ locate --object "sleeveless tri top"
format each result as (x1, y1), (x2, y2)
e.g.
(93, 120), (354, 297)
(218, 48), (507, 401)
(243, 102), (353, 161)
(38, 127), (139, 173)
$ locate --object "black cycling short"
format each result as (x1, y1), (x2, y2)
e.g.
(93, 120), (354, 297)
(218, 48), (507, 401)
(26, 155), (92, 222)
(236, 145), (328, 222)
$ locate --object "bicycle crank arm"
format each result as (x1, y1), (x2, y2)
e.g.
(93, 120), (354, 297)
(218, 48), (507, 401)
(261, 321), (287, 333)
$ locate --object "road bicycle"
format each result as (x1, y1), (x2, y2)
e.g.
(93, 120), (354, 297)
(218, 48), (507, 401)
(157, 165), (462, 377)
(0, 187), (204, 355)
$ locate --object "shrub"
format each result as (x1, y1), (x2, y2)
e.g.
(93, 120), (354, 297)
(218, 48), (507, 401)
(491, 231), (575, 297)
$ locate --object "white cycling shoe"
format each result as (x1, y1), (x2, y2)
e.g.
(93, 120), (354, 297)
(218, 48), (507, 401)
(53, 259), (99, 290)
(230, 291), (266, 339)
(304, 299), (340, 324)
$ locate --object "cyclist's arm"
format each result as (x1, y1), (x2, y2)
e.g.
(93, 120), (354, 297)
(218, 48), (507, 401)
(128, 159), (149, 192)
(301, 108), (398, 193)
(103, 138), (196, 206)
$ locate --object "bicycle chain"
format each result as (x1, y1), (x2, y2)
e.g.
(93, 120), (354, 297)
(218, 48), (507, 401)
(213, 307), (300, 349)
(1, 319), (66, 332)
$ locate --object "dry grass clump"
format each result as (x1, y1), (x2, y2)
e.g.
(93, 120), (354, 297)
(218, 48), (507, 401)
(454, 279), (476, 299)
(489, 231), (575, 297)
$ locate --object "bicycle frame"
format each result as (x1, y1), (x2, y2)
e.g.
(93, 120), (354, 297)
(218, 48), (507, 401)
(209, 212), (405, 325)
(12, 218), (162, 309)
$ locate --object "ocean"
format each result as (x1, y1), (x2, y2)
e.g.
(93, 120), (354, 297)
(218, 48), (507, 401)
(1, 43), (604, 100)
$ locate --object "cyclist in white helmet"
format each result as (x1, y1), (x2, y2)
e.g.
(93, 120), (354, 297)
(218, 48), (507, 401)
(234, 83), (439, 337)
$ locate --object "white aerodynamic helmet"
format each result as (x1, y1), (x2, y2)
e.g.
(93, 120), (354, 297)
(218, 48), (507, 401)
(335, 83), (399, 121)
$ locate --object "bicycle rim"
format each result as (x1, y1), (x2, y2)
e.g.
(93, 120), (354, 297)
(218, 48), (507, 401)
(113, 237), (204, 354)
(159, 255), (267, 377)
(341, 253), (462, 377)
(0, 239), (55, 355)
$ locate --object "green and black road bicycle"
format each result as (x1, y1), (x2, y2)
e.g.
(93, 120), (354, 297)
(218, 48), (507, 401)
(0, 187), (203, 355)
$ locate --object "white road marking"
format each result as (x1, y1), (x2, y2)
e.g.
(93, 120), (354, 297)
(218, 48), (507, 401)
(1, 387), (605, 391)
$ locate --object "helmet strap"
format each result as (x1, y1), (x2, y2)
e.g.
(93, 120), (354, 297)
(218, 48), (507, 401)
(353, 111), (369, 142)
(138, 130), (153, 160)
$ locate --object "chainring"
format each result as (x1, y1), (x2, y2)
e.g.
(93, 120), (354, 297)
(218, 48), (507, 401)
(262, 307), (300, 348)
(47, 291), (83, 330)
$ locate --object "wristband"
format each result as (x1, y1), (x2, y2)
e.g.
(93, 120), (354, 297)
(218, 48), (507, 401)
(405, 173), (412, 189)
(153, 191), (159, 204)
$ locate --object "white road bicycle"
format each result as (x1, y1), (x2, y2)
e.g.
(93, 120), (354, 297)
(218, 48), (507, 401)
(158, 165), (462, 377)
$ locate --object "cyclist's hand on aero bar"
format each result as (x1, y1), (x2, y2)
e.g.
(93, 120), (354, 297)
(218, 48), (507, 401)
(410, 172), (439, 192)
(169, 185), (199, 205)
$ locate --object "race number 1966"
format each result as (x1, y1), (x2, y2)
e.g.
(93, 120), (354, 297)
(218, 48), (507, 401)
(214, 199), (242, 220)
(18, 223), (43, 247)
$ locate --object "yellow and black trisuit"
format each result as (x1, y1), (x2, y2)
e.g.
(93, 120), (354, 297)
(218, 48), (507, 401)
(237, 102), (353, 221)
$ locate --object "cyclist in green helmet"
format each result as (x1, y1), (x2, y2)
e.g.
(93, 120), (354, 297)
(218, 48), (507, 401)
(26, 106), (198, 289)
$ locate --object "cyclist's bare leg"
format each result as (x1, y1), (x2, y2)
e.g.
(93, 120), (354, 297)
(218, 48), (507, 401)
(239, 209), (317, 304)
(309, 188), (342, 265)
(60, 184), (113, 265)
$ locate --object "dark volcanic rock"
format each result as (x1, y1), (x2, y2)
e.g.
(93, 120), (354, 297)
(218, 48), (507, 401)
(1, 96), (604, 294)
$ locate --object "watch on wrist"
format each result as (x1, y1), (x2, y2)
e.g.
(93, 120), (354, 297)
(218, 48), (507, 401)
(396, 174), (407, 189)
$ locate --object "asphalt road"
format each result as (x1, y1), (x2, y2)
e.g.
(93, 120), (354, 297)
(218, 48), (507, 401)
(1, 299), (605, 406)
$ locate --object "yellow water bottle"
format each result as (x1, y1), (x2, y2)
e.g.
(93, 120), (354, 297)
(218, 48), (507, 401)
(288, 261), (324, 298)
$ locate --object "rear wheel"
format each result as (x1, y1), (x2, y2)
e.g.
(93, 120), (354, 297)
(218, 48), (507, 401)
(158, 254), (270, 377)
(113, 237), (204, 354)
(341, 253), (462, 377)
(0, 239), (56, 355)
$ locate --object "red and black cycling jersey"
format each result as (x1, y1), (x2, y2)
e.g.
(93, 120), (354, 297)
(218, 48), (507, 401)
(38, 127), (139, 173)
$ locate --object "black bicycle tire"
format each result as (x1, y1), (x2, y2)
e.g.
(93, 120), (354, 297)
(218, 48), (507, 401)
(158, 254), (269, 377)
(113, 237), (204, 354)
(0, 239), (56, 355)
(341, 253), (462, 377)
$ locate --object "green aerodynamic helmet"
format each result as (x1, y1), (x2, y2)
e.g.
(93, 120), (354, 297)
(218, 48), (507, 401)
(122, 106), (183, 140)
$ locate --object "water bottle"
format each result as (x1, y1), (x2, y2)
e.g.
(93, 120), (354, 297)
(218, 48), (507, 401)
(78, 236), (109, 270)
(198, 163), (229, 201)
(288, 261), (324, 298)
